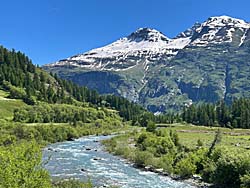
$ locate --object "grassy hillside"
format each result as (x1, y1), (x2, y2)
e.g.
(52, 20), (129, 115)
(0, 89), (26, 120)
(0, 45), (136, 188)
(1, 45), (250, 188)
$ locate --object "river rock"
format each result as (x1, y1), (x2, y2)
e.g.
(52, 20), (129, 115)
(145, 166), (154, 171)
(93, 157), (102, 161)
(67, 137), (75, 141)
(193, 174), (202, 180)
(155, 168), (164, 173)
(80, 168), (87, 172)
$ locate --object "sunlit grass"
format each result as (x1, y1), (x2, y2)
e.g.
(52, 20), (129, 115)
(0, 89), (26, 120)
(158, 123), (250, 152)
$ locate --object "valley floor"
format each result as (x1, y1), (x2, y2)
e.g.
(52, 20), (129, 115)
(159, 123), (250, 152)
(103, 124), (250, 188)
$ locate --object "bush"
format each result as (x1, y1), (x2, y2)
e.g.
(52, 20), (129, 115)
(201, 160), (217, 183)
(169, 130), (181, 147)
(155, 137), (176, 156)
(0, 141), (51, 188)
(134, 150), (154, 167)
(53, 179), (92, 188)
(175, 156), (196, 178)
(240, 173), (250, 188)
(158, 154), (174, 173)
(211, 150), (250, 187)
(146, 121), (156, 132)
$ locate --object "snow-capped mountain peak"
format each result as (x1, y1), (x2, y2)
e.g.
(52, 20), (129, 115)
(204, 15), (249, 28)
(190, 15), (250, 46)
(44, 15), (250, 112)
(46, 16), (250, 71)
(48, 28), (191, 71)
(127, 28), (171, 43)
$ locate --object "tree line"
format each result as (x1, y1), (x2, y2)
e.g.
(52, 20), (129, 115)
(182, 99), (250, 129)
(3, 45), (250, 128)
(0, 45), (149, 121)
(13, 103), (121, 124)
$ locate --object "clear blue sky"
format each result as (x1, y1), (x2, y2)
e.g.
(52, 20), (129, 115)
(1, 0), (250, 65)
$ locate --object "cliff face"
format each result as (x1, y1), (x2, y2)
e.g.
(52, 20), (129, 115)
(44, 16), (250, 112)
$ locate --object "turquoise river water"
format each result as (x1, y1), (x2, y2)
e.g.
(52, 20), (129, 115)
(42, 135), (195, 188)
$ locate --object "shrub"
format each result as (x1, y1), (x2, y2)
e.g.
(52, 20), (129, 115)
(0, 141), (51, 188)
(240, 173), (250, 188)
(134, 150), (154, 167)
(52, 179), (92, 188)
(146, 121), (156, 132)
(175, 156), (196, 178)
(211, 150), (250, 187)
(158, 154), (174, 173)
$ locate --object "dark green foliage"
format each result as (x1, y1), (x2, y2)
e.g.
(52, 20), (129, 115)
(183, 99), (250, 129)
(0, 45), (136, 187)
(102, 94), (146, 121)
(207, 129), (222, 157)
(208, 150), (250, 188)
(197, 139), (203, 147)
(169, 130), (181, 148)
(0, 45), (148, 121)
(0, 45), (181, 124)
(146, 121), (156, 132)
(44, 26), (250, 113)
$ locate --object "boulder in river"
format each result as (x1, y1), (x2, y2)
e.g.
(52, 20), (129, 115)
(93, 157), (103, 161)
(67, 137), (75, 141)
(145, 166), (154, 171)
(155, 168), (164, 173)
(80, 168), (87, 172)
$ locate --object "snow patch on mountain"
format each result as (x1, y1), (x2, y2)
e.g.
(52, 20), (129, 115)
(48, 28), (191, 71)
(239, 28), (249, 46)
(205, 16), (249, 28)
(191, 16), (250, 46)
(47, 15), (250, 71)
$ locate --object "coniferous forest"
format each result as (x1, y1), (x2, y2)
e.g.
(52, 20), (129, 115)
(1, 45), (250, 188)
(0, 46), (147, 120)
(0, 45), (177, 187)
(182, 99), (250, 129)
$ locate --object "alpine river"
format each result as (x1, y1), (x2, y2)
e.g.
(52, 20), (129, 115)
(42, 135), (195, 188)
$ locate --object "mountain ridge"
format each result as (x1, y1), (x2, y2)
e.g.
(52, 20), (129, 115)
(44, 15), (250, 112)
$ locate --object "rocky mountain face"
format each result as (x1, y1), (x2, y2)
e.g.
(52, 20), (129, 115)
(43, 16), (250, 113)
